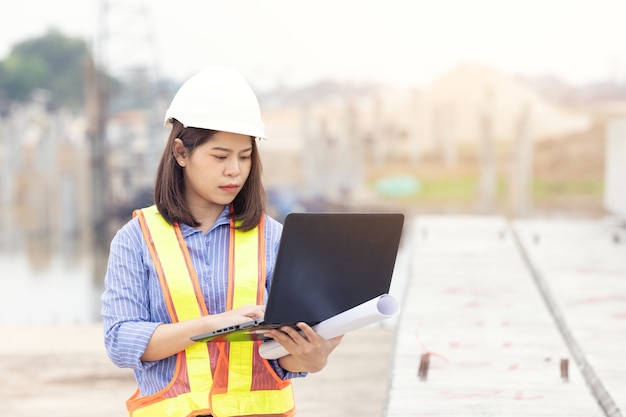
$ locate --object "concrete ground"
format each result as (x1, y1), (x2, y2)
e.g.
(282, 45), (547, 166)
(0, 323), (394, 417)
(386, 215), (626, 416)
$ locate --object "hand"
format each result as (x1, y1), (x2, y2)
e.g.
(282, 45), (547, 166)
(216, 304), (265, 328)
(265, 322), (343, 373)
(142, 304), (266, 362)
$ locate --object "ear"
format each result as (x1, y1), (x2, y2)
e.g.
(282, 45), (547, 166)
(172, 138), (188, 167)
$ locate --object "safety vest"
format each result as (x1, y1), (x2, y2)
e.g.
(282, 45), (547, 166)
(126, 205), (295, 417)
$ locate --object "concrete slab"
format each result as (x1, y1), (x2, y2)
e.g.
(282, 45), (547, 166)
(386, 215), (607, 416)
(512, 218), (626, 416)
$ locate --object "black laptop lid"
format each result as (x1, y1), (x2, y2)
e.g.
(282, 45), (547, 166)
(263, 212), (404, 325)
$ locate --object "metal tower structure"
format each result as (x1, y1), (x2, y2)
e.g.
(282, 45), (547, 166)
(88, 0), (165, 283)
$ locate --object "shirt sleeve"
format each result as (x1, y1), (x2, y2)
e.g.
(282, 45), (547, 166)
(269, 359), (307, 379)
(100, 218), (162, 371)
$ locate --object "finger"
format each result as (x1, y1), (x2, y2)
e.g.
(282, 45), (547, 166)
(264, 329), (290, 343)
(280, 325), (306, 341)
(264, 329), (300, 352)
(328, 335), (344, 349)
(248, 306), (265, 318)
(295, 322), (320, 341)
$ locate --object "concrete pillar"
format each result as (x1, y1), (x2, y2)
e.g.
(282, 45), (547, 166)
(442, 104), (457, 167)
(509, 103), (534, 217)
(604, 119), (626, 217)
(477, 92), (496, 214)
(407, 90), (423, 164)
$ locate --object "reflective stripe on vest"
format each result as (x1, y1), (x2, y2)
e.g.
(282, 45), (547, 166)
(127, 206), (295, 417)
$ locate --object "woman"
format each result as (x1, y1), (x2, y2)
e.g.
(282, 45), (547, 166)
(101, 66), (342, 417)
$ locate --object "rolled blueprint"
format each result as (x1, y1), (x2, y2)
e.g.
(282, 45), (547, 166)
(258, 293), (400, 359)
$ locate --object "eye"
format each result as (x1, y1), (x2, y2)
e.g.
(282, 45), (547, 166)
(213, 155), (228, 161)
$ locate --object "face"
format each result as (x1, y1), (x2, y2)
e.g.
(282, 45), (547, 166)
(174, 131), (253, 213)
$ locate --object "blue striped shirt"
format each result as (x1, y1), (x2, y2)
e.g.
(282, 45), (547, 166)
(101, 205), (305, 396)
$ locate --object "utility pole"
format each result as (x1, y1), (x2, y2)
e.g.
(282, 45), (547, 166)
(88, 0), (163, 287)
(96, 0), (165, 200)
(84, 54), (109, 287)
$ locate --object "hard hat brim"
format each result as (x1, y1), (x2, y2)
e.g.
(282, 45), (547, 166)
(164, 117), (268, 140)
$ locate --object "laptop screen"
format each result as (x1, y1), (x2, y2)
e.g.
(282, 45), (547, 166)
(262, 212), (404, 325)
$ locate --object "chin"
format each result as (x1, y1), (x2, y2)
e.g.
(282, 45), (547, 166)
(216, 196), (237, 206)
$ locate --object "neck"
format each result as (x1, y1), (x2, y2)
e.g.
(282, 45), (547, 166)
(190, 204), (227, 233)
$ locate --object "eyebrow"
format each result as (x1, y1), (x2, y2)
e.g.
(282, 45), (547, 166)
(211, 146), (253, 153)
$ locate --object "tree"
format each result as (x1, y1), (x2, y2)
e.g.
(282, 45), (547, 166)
(0, 29), (89, 109)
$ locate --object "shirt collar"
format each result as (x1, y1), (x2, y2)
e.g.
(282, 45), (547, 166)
(178, 205), (231, 238)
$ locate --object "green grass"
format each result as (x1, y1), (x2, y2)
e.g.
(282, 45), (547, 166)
(370, 175), (604, 203)
(532, 179), (604, 197)
(414, 177), (478, 201)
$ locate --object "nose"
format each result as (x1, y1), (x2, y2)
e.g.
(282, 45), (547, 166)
(224, 156), (241, 177)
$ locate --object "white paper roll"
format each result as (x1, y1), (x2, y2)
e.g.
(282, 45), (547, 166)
(258, 294), (400, 359)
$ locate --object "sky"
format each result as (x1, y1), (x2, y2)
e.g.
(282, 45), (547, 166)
(1, 0), (625, 91)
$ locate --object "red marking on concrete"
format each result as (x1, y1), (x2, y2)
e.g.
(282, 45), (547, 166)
(576, 295), (626, 304)
(440, 389), (503, 399)
(454, 361), (493, 368)
(449, 341), (473, 350)
(514, 390), (543, 400)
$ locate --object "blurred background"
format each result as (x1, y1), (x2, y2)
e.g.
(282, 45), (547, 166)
(1, 0), (625, 325)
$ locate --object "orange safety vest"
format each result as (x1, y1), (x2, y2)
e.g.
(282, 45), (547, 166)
(126, 205), (295, 417)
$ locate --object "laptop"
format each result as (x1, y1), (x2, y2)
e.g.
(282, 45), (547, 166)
(190, 212), (404, 343)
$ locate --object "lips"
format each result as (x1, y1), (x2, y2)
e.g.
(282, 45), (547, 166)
(220, 184), (240, 193)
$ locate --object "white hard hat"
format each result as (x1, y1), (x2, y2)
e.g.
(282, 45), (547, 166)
(164, 66), (267, 139)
